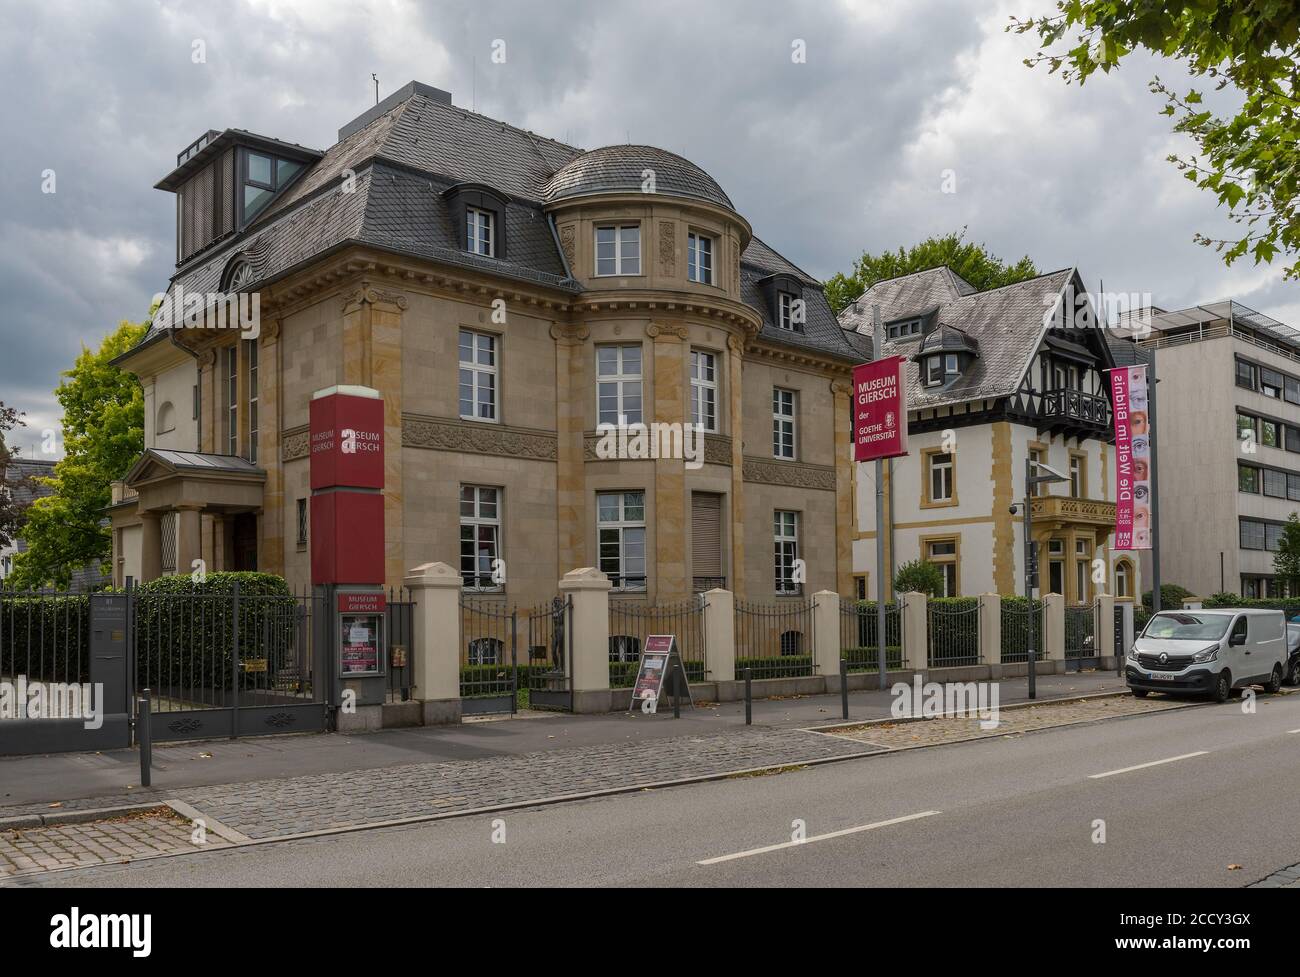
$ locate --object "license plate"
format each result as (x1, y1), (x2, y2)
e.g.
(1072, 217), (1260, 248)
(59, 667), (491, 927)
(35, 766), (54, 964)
(1148, 671), (1177, 681)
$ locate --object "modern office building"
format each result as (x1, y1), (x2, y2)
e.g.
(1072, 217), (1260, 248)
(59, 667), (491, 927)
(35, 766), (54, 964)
(840, 267), (1140, 603)
(1137, 300), (1300, 598)
(107, 80), (866, 605)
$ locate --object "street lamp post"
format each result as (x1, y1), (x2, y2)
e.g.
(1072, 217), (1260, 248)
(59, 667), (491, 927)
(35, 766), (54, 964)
(1013, 457), (1069, 699)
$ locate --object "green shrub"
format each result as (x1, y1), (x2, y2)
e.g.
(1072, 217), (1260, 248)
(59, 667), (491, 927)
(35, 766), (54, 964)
(894, 559), (944, 597)
(733, 655), (813, 680)
(1141, 583), (1193, 609)
(927, 597), (979, 665)
(133, 572), (298, 692)
(842, 646), (904, 672)
(1199, 594), (1300, 619)
(0, 593), (91, 683)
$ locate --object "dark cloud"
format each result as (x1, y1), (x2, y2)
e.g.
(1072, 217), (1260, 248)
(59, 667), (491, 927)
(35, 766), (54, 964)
(1, 0), (1294, 453)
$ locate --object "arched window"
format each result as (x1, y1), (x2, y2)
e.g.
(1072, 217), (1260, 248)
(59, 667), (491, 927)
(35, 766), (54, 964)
(780, 630), (804, 656)
(156, 401), (176, 435)
(609, 635), (641, 663)
(1115, 560), (1133, 598)
(467, 637), (502, 666)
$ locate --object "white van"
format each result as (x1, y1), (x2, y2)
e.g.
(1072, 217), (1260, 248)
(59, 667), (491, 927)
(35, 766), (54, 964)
(1126, 608), (1287, 702)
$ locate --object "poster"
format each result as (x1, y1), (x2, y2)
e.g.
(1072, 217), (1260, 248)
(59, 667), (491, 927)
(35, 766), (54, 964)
(1111, 365), (1151, 550)
(852, 356), (909, 462)
(341, 613), (382, 674)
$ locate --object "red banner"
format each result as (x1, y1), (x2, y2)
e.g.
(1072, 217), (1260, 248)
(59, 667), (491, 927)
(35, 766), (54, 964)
(852, 356), (909, 462)
(1111, 365), (1151, 550)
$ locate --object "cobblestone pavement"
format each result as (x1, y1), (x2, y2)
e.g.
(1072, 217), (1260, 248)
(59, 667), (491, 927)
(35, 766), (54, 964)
(1249, 863), (1300, 888)
(822, 694), (1195, 749)
(0, 809), (210, 878)
(173, 728), (879, 840)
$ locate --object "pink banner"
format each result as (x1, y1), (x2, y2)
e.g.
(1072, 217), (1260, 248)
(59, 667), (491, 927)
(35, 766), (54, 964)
(852, 356), (909, 462)
(1111, 365), (1151, 550)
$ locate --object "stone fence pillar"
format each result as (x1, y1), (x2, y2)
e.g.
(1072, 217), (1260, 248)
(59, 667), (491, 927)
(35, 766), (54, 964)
(703, 588), (736, 688)
(404, 561), (462, 725)
(812, 590), (841, 680)
(1096, 593), (1116, 664)
(979, 593), (1001, 667)
(900, 591), (928, 673)
(1043, 592), (1065, 665)
(560, 567), (612, 713)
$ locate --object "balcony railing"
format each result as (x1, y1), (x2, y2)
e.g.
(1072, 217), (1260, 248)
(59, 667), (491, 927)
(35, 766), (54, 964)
(1038, 389), (1110, 430)
(1030, 496), (1117, 529)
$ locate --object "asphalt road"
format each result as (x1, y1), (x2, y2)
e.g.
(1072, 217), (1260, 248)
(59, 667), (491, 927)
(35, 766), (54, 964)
(20, 692), (1300, 887)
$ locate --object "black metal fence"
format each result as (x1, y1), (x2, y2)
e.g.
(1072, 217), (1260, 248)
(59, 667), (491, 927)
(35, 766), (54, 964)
(839, 598), (903, 672)
(527, 596), (572, 710)
(1000, 598), (1044, 663)
(1065, 601), (1098, 668)
(132, 585), (319, 713)
(927, 597), (979, 668)
(0, 590), (89, 685)
(386, 587), (415, 703)
(734, 598), (815, 678)
(608, 596), (707, 687)
(459, 596), (518, 712)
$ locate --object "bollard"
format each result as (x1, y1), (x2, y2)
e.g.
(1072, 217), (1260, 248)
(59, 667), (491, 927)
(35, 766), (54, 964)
(138, 690), (152, 788)
(840, 658), (849, 720)
(744, 667), (752, 725)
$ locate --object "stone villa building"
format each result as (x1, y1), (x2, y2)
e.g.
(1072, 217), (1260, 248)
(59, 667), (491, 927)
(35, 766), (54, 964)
(839, 267), (1141, 605)
(108, 81), (865, 606)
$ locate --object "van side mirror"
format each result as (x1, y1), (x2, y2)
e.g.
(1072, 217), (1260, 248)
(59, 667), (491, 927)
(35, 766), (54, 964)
(1229, 632), (1246, 647)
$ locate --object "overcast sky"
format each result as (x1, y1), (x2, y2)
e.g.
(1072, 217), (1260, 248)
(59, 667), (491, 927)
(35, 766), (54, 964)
(2, 0), (1295, 457)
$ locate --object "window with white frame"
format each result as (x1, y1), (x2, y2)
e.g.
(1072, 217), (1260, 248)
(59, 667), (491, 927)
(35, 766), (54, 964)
(690, 349), (717, 432)
(1115, 560), (1131, 598)
(460, 486), (501, 591)
(226, 345), (238, 456)
(927, 451), (953, 502)
(688, 231), (713, 284)
(927, 538), (958, 596)
(466, 208), (495, 257)
(779, 291), (800, 331)
(246, 339), (259, 464)
(595, 224), (640, 276)
(598, 491), (646, 591)
(774, 510), (800, 594)
(772, 388), (796, 459)
(458, 330), (498, 422)
(597, 345), (643, 425)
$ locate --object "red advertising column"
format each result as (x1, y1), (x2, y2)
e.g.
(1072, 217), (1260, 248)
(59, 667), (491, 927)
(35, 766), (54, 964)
(309, 385), (386, 586)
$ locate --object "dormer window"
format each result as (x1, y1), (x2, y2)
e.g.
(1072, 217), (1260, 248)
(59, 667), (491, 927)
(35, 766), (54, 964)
(467, 207), (495, 257)
(925, 354), (962, 386)
(242, 151), (304, 225)
(778, 291), (803, 332)
(888, 318), (923, 340)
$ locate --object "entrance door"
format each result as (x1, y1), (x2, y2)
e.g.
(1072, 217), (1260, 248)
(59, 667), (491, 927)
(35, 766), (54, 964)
(233, 512), (258, 571)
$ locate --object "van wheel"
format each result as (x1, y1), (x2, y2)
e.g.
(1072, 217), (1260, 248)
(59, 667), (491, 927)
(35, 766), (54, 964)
(1212, 671), (1232, 703)
(1265, 664), (1284, 694)
(1131, 688), (1150, 698)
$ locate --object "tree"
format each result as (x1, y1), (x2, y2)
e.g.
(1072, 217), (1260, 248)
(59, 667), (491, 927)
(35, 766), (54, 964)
(1141, 582), (1193, 610)
(0, 401), (29, 552)
(10, 320), (146, 589)
(1273, 512), (1300, 591)
(894, 559), (946, 598)
(1013, 2), (1300, 277)
(825, 228), (1039, 313)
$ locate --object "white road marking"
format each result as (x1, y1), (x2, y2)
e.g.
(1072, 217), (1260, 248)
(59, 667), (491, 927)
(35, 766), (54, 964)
(1089, 751), (1209, 780)
(695, 810), (940, 866)
(1288, 729), (1300, 734)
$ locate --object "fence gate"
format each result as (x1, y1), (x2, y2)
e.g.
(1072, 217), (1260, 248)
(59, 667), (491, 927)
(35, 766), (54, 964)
(133, 583), (330, 743)
(526, 596), (572, 711)
(1064, 601), (1100, 672)
(460, 596), (518, 716)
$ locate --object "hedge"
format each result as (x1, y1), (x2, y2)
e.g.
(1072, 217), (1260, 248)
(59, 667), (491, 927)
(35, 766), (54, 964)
(133, 572), (299, 692)
(842, 646), (904, 672)
(1000, 596), (1043, 662)
(1199, 594), (1300, 618)
(927, 596), (979, 666)
(0, 593), (91, 683)
(733, 655), (814, 679)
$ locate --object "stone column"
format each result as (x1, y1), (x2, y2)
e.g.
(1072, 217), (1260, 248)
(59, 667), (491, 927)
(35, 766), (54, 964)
(1043, 592), (1065, 664)
(1096, 593), (1116, 665)
(649, 323), (687, 601)
(559, 566), (612, 713)
(259, 319), (285, 576)
(211, 514), (226, 572)
(979, 593), (1002, 669)
(900, 591), (928, 673)
(175, 505), (203, 578)
(812, 589), (842, 681)
(404, 561), (462, 725)
(726, 335), (745, 597)
(139, 512), (162, 582)
(703, 587), (736, 692)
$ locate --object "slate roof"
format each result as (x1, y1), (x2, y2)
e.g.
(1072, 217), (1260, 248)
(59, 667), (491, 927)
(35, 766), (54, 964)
(124, 448), (264, 485)
(2, 458), (55, 508)
(916, 322), (979, 357)
(545, 145), (733, 209)
(838, 266), (1086, 410)
(138, 82), (858, 364)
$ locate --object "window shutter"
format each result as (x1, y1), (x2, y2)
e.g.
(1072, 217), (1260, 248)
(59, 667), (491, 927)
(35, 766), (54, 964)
(691, 493), (722, 578)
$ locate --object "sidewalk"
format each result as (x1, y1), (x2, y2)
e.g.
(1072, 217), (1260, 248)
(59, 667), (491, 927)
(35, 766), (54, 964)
(0, 671), (1126, 816)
